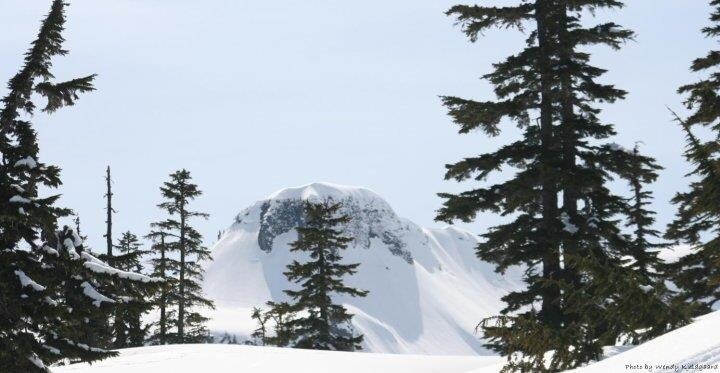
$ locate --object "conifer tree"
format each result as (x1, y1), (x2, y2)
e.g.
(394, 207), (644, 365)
(156, 169), (214, 343)
(253, 301), (297, 347)
(279, 200), (367, 351)
(0, 1), (109, 369)
(104, 166), (115, 256)
(437, 5), (565, 369)
(0, 3), (161, 369)
(218, 332), (238, 344)
(146, 225), (178, 345)
(74, 215), (87, 241)
(666, 1), (720, 315)
(623, 145), (666, 281)
(108, 231), (154, 348)
(612, 145), (691, 343)
(42, 227), (159, 361)
(437, 1), (673, 370)
(250, 307), (270, 345)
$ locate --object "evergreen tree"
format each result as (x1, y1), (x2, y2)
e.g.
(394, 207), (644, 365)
(613, 144), (691, 343)
(623, 145), (666, 281)
(250, 306), (270, 345)
(437, 5), (566, 369)
(42, 227), (157, 362)
(0, 1), (117, 369)
(0, 4), (161, 369)
(252, 301), (297, 347)
(218, 332), (238, 344)
(108, 231), (154, 348)
(437, 1), (674, 370)
(104, 166), (115, 256)
(665, 1), (720, 315)
(156, 169), (214, 343)
(92, 166), (116, 348)
(146, 225), (178, 345)
(279, 200), (368, 351)
(74, 215), (87, 241)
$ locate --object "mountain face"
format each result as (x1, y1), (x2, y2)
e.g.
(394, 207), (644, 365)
(203, 182), (523, 355)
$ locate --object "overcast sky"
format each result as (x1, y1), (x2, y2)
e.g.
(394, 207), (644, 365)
(0, 0), (714, 250)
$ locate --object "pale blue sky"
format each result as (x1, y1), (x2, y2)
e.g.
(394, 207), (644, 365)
(0, 1), (713, 250)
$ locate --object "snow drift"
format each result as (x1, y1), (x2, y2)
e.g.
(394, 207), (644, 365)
(53, 344), (505, 373)
(202, 182), (523, 355)
(576, 310), (720, 372)
(53, 311), (720, 373)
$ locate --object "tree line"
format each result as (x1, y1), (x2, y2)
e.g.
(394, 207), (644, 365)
(98, 166), (215, 348)
(437, 0), (720, 371)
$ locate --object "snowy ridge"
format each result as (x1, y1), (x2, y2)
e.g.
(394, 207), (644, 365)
(202, 182), (523, 355)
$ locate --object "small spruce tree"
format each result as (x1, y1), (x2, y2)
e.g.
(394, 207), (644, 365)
(264, 301), (297, 347)
(611, 145), (690, 344)
(146, 225), (178, 345)
(250, 307), (270, 345)
(108, 231), (154, 348)
(279, 200), (368, 351)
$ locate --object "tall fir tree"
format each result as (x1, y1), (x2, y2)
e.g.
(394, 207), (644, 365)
(0, 3), (161, 369)
(665, 1), (720, 315)
(0, 1), (104, 369)
(156, 169), (214, 343)
(436, 5), (566, 369)
(278, 200), (368, 351)
(437, 1), (675, 370)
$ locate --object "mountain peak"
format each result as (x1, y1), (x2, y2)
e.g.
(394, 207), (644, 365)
(205, 182), (523, 355)
(266, 182), (386, 205)
(235, 182), (407, 260)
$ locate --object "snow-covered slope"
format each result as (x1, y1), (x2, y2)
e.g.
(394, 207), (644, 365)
(202, 182), (523, 355)
(576, 310), (720, 372)
(54, 312), (720, 373)
(54, 344), (504, 373)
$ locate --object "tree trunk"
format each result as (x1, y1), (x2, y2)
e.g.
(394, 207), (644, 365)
(557, 1), (583, 329)
(178, 189), (186, 343)
(105, 166), (113, 257)
(159, 234), (167, 345)
(536, 0), (562, 330)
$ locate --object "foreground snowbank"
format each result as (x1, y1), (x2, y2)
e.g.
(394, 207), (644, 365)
(53, 311), (720, 372)
(577, 310), (720, 372)
(53, 344), (504, 373)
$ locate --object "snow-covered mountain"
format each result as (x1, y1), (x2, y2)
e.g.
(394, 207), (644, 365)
(202, 182), (523, 355)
